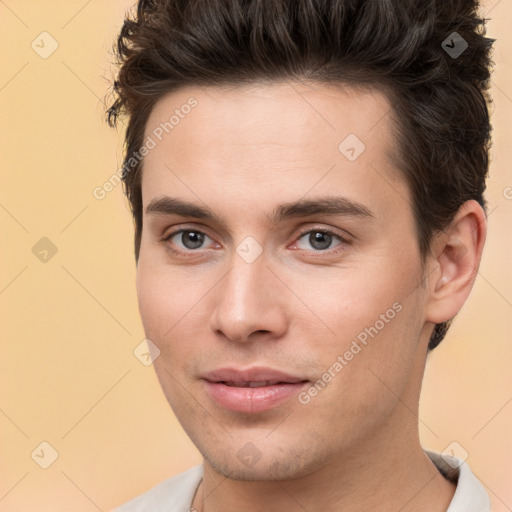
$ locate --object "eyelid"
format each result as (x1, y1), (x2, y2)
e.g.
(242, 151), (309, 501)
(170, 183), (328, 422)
(294, 225), (352, 242)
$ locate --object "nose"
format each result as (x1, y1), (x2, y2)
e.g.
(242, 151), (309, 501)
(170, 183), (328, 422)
(209, 251), (288, 344)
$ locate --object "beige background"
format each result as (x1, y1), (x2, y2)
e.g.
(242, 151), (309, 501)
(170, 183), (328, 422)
(0, 1), (511, 510)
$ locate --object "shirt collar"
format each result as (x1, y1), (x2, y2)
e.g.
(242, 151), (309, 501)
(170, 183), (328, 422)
(426, 450), (491, 512)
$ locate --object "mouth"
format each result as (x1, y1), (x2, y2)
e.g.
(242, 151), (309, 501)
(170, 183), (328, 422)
(220, 379), (305, 387)
(201, 367), (310, 413)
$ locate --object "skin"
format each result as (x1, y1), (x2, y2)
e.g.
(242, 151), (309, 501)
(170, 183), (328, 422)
(136, 81), (486, 512)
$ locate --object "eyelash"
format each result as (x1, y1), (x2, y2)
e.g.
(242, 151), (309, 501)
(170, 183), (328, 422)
(161, 226), (351, 258)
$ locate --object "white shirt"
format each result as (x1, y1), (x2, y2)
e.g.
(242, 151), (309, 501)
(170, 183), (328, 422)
(114, 451), (490, 512)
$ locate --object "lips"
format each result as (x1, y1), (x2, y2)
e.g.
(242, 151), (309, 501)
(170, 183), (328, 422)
(223, 380), (288, 387)
(202, 367), (307, 384)
(201, 367), (309, 413)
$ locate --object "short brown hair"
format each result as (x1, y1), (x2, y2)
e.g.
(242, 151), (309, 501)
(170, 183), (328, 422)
(106, 0), (494, 350)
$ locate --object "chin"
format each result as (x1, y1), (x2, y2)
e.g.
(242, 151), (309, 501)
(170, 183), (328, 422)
(202, 445), (326, 482)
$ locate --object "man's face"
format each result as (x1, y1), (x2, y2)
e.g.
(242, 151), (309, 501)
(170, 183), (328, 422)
(137, 82), (432, 480)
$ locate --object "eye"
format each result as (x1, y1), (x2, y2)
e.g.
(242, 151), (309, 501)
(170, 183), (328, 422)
(163, 229), (216, 252)
(294, 228), (348, 252)
(162, 226), (350, 257)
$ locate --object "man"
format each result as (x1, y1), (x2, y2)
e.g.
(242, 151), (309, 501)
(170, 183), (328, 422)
(108, 0), (494, 510)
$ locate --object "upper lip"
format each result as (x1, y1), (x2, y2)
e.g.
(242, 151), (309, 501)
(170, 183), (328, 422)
(201, 366), (308, 384)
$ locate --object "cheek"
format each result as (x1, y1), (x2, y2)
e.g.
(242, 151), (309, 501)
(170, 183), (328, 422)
(136, 259), (188, 354)
(297, 293), (423, 444)
(291, 255), (418, 349)
(136, 262), (168, 339)
(136, 257), (212, 368)
(297, 250), (425, 397)
(136, 262), (197, 408)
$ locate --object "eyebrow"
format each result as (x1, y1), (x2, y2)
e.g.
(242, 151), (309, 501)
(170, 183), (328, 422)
(145, 195), (374, 225)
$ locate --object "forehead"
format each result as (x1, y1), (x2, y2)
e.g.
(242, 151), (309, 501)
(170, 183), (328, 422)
(143, 81), (395, 159)
(140, 81), (407, 226)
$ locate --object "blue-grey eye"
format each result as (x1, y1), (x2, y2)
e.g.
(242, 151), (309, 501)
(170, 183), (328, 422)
(172, 230), (208, 250)
(296, 230), (342, 251)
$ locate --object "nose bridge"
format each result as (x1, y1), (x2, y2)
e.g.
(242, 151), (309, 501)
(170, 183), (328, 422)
(210, 247), (287, 342)
(228, 252), (264, 306)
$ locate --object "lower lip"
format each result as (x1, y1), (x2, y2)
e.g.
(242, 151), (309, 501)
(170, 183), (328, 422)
(203, 381), (309, 413)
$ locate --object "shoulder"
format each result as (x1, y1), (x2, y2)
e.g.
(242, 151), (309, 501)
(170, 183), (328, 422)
(113, 464), (203, 512)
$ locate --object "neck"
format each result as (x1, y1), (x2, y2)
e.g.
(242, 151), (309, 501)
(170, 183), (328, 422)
(192, 411), (455, 512)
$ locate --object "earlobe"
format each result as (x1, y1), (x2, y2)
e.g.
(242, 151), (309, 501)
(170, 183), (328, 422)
(426, 200), (487, 324)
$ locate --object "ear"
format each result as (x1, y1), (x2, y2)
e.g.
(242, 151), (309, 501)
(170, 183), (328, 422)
(424, 200), (487, 325)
